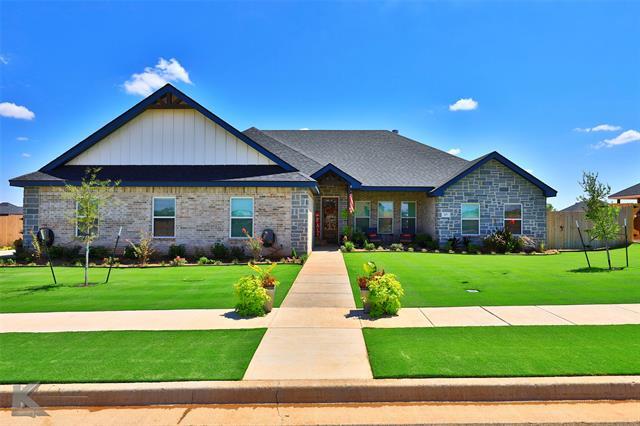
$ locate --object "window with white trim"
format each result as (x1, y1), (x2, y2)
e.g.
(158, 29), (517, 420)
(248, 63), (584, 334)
(75, 201), (99, 238)
(378, 201), (393, 234)
(401, 201), (416, 234)
(354, 201), (370, 233)
(461, 203), (480, 235)
(230, 197), (254, 238)
(152, 197), (176, 238)
(504, 203), (523, 235)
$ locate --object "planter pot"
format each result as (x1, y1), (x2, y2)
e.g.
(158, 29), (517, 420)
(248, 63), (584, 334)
(360, 288), (371, 313)
(264, 287), (276, 313)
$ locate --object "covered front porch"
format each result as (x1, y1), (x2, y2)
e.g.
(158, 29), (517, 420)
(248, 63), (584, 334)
(311, 172), (436, 246)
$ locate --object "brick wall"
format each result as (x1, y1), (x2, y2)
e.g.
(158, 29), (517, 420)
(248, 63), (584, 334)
(27, 186), (312, 256)
(435, 160), (547, 245)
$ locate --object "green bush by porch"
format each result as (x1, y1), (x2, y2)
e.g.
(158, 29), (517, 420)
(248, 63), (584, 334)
(0, 264), (301, 313)
(0, 329), (266, 383)
(363, 325), (640, 378)
(344, 245), (640, 307)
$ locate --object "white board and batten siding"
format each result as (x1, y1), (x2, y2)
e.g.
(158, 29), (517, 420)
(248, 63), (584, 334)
(67, 109), (276, 166)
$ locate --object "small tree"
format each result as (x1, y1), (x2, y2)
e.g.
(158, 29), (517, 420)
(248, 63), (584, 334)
(577, 171), (620, 270)
(63, 168), (119, 285)
(127, 230), (155, 266)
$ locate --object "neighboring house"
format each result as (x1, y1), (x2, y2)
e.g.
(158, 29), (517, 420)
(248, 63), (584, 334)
(9, 84), (556, 254)
(560, 201), (587, 212)
(609, 183), (640, 204)
(0, 202), (23, 247)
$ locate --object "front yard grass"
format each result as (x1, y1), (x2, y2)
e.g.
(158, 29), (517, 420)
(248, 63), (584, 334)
(0, 264), (301, 313)
(363, 325), (640, 378)
(344, 244), (640, 307)
(0, 328), (265, 383)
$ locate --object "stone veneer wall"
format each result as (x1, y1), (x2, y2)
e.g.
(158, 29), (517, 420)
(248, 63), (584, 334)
(21, 187), (40, 248)
(290, 188), (314, 255)
(435, 159), (547, 245)
(25, 186), (313, 255)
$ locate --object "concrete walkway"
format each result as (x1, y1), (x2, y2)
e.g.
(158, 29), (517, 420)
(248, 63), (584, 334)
(244, 250), (372, 380)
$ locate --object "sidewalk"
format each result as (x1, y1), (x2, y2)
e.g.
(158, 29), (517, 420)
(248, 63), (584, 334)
(243, 250), (373, 380)
(2, 303), (639, 333)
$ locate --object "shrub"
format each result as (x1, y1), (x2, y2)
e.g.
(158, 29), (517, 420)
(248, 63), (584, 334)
(519, 236), (537, 253)
(447, 237), (462, 251)
(230, 246), (244, 261)
(242, 228), (263, 261)
(211, 243), (229, 260)
(291, 247), (297, 258)
(407, 247), (414, 252)
(343, 241), (355, 252)
(364, 241), (375, 251)
(300, 254), (309, 264)
(368, 273), (404, 318)
(123, 245), (137, 260)
(352, 230), (366, 247)
(169, 256), (187, 266)
(168, 244), (186, 258)
(88, 245), (110, 260)
(197, 256), (212, 265)
(390, 243), (403, 252)
(483, 229), (522, 253)
(415, 234), (438, 250)
(234, 275), (269, 317)
(127, 231), (155, 266)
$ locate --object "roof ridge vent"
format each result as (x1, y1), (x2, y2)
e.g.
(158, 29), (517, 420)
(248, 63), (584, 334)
(391, 129), (399, 134)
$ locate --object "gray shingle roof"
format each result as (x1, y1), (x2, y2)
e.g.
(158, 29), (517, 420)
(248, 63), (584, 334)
(0, 202), (22, 215)
(246, 129), (469, 188)
(610, 183), (640, 199)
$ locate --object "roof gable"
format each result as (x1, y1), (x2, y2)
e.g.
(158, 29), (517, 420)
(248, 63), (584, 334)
(431, 151), (557, 197)
(41, 84), (295, 172)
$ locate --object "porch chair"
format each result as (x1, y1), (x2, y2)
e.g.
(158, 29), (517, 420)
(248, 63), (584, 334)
(366, 228), (383, 245)
(399, 233), (414, 244)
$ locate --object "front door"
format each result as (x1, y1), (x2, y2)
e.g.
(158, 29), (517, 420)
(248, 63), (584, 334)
(321, 197), (339, 244)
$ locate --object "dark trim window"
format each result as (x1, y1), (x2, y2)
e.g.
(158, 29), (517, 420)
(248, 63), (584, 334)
(378, 201), (393, 234)
(230, 197), (254, 238)
(75, 201), (99, 238)
(401, 201), (416, 234)
(354, 201), (370, 233)
(461, 203), (480, 236)
(152, 197), (176, 238)
(504, 203), (523, 235)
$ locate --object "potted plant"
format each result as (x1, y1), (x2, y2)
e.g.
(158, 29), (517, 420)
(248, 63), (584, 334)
(357, 261), (384, 313)
(248, 262), (279, 313)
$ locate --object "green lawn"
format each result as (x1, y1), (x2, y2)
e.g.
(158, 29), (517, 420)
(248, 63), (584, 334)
(0, 264), (301, 313)
(344, 245), (640, 307)
(0, 329), (265, 383)
(363, 325), (640, 378)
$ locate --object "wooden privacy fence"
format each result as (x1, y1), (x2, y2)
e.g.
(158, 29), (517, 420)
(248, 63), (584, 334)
(0, 215), (23, 247)
(547, 204), (638, 250)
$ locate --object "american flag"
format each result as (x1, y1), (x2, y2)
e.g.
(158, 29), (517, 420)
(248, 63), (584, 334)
(348, 188), (354, 214)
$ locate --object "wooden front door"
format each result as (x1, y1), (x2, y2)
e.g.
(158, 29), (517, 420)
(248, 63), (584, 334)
(321, 197), (339, 244)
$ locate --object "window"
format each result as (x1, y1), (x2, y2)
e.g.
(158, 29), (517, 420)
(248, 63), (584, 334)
(401, 201), (416, 234)
(75, 201), (99, 237)
(354, 201), (370, 233)
(378, 201), (393, 234)
(230, 197), (254, 238)
(504, 203), (523, 235)
(153, 197), (176, 238)
(461, 203), (480, 235)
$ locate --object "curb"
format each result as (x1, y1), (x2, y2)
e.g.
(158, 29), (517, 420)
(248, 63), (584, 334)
(1, 376), (639, 407)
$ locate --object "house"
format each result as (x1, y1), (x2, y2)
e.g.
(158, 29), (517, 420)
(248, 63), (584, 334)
(0, 202), (23, 247)
(609, 183), (640, 204)
(9, 84), (556, 255)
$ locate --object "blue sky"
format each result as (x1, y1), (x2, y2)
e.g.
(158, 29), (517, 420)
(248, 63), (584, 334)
(1, 1), (638, 208)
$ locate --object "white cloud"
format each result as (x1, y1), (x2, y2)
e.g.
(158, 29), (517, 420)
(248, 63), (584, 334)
(574, 124), (621, 132)
(595, 129), (640, 148)
(123, 57), (192, 96)
(449, 98), (478, 111)
(299, 128), (310, 131)
(16, 136), (28, 141)
(0, 55), (8, 65)
(447, 148), (461, 155)
(21, 153), (31, 158)
(0, 102), (35, 120)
